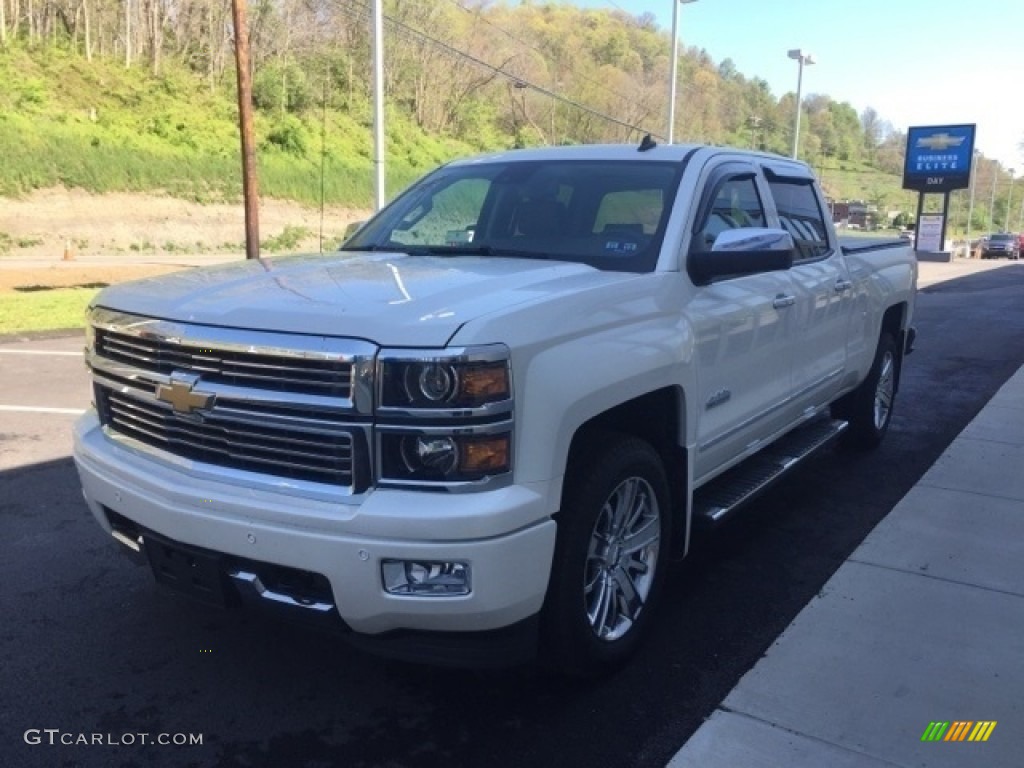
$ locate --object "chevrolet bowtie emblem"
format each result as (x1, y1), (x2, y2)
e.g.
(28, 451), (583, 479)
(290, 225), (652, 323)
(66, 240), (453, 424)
(915, 132), (966, 151)
(156, 373), (215, 415)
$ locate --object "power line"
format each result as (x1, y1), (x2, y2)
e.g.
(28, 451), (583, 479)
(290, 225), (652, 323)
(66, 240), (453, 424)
(603, 0), (633, 16)
(336, 0), (662, 140)
(442, 0), (649, 118)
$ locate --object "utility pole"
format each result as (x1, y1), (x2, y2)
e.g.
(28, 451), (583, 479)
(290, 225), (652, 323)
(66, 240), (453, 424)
(231, 0), (260, 259)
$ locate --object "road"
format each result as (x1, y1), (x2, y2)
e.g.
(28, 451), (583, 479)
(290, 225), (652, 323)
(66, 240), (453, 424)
(2, 262), (1023, 768)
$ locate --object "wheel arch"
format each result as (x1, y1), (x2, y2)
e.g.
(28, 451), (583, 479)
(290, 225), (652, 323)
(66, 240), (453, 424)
(880, 302), (908, 391)
(562, 387), (690, 552)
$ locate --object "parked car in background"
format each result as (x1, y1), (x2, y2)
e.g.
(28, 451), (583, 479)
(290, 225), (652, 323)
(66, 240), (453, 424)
(981, 232), (1020, 260)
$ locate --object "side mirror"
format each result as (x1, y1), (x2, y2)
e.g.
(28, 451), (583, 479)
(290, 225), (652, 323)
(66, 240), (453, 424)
(342, 220), (366, 245)
(689, 228), (795, 285)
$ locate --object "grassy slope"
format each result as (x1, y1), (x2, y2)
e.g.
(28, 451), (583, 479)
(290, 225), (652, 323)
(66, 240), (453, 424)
(0, 46), (483, 206)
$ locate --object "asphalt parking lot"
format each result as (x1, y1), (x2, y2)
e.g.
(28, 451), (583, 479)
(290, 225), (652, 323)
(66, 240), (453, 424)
(2, 258), (1022, 768)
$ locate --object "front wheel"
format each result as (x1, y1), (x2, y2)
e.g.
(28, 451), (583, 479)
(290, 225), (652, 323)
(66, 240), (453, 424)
(834, 332), (898, 450)
(540, 435), (671, 677)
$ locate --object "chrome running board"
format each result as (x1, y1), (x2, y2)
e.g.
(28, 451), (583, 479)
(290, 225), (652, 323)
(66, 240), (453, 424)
(694, 418), (848, 525)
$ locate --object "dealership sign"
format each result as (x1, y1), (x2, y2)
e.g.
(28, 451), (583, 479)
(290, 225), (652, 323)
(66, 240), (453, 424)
(902, 124), (976, 192)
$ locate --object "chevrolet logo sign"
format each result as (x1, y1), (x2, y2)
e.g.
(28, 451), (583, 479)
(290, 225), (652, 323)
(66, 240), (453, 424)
(156, 372), (215, 415)
(915, 132), (966, 151)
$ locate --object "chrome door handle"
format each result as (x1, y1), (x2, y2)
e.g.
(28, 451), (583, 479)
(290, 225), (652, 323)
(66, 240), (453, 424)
(834, 279), (853, 293)
(772, 294), (796, 309)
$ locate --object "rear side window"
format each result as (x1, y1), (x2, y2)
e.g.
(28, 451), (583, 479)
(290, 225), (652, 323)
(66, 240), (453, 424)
(768, 179), (831, 262)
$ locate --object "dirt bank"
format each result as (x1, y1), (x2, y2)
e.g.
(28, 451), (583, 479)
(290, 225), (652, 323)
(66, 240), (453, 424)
(0, 188), (369, 289)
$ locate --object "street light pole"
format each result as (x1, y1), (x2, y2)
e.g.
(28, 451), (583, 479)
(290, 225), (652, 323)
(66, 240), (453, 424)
(667, 0), (698, 144)
(1005, 169), (1016, 232)
(988, 165), (998, 231)
(966, 149), (979, 247)
(787, 49), (815, 160)
(371, 0), (386, 211)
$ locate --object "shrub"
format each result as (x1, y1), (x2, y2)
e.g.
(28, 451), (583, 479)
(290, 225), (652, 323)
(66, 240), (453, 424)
(264, 116), (308, 156)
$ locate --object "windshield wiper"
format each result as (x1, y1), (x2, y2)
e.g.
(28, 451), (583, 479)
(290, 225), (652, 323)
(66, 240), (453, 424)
(418, 245), (560, 261)
(338, 244), (398, 253)
(342, 243), (559, 261)
(419, 245), (495, 256)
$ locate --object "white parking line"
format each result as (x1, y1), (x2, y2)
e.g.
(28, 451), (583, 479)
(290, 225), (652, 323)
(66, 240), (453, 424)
(0, 405), (86, 415)
(0, 349), (82, 356)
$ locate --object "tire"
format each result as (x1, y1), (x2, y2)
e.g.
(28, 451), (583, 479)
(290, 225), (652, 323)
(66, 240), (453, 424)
(835, 332), (898, 450)
(540, 434), (671, 678)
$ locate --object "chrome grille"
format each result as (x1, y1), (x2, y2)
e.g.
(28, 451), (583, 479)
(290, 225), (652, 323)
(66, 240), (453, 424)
(88, 309), (377, 493)
(98, 387), (356, 487)
(95, 328), (352, 398)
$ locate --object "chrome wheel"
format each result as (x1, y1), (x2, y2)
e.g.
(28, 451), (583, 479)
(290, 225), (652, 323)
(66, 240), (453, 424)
(835, 332), (898, 450)
(873, 349), (895, 430)
(584, 476), (661, 642)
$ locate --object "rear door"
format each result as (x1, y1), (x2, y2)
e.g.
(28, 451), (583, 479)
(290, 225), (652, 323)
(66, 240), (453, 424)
(763, 165), (855, 415)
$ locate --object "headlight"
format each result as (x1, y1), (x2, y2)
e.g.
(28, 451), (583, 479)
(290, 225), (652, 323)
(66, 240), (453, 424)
(377, 346), (513, 487)
(379, 346), (511, 410)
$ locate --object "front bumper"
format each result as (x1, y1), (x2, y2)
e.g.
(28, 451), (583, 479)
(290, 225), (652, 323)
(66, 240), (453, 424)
(73, 412), (557, 641)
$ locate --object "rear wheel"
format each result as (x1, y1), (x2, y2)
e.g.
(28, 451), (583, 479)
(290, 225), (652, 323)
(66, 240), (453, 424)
(835, 332), (898, 450)
(541, 434), (670, 677)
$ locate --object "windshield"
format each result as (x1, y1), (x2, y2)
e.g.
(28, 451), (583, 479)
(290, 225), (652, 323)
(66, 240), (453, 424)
(343, 159), (683, 273)
(990, 234), (1014, 243)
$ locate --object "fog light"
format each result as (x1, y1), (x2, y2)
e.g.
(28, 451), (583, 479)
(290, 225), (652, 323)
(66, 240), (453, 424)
(381, 560), (471, 596)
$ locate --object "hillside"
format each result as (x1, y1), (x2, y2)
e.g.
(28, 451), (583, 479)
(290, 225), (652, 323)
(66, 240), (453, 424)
(0, 45), (476, 208)
(0, 0), (955, 244)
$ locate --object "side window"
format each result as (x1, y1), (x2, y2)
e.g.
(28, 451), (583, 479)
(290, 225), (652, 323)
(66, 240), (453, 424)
(694, 176), (765, 250)
(389, 178), (490, 246)
(767, 179), (831, 262)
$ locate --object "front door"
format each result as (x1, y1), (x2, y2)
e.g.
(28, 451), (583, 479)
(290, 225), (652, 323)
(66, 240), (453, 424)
(685, 163), (799, 484)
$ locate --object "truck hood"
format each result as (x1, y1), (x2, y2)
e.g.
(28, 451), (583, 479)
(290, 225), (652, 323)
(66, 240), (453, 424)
(93, 251), (616, 347)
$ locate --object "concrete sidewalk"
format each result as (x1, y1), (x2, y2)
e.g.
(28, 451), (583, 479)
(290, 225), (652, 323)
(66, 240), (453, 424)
(668, 365), (1024, 766)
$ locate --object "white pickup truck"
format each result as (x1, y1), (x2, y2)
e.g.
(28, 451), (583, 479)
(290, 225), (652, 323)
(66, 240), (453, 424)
(73, 142), (916, 676)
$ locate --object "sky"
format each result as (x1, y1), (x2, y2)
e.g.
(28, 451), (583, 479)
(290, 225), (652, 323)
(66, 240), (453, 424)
(575, 0), (1024, 170)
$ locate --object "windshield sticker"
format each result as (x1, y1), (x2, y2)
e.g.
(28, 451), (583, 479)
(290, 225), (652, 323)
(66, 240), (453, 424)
(445, 229), (475, 245)
(604, 240), (639, 255)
